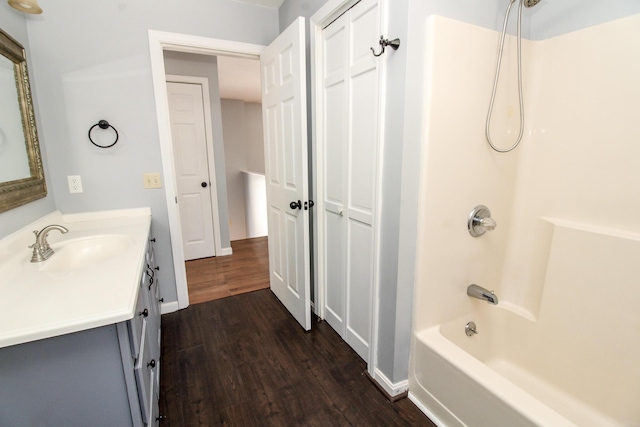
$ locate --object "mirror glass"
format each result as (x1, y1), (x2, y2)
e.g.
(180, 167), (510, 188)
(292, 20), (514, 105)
(0, 27), (46, 213)
(0, 54), (30, 182)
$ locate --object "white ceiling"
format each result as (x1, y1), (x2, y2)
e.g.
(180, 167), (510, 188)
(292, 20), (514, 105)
(217, 56), (262, 104)
(232, 0), (285, 8)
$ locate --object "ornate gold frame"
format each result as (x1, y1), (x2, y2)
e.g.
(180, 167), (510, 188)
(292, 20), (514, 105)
(0, 27), (46, 213)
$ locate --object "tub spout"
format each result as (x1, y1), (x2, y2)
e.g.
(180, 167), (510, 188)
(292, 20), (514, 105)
(467, 284), (498, 305)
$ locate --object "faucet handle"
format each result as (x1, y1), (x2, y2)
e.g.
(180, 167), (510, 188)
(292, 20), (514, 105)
(468, 205), (497, 237)
(479, 216), (496, 231)
(28, 230), (39, 249)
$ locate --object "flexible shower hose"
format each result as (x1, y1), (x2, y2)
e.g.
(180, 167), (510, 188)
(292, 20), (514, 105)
(486, 0), (525, 153)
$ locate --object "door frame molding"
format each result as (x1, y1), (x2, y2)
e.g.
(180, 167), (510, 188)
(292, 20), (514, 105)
(165, 75), (223, 259)
(310, 0), (388, 376)
(148, 30), (265, 310)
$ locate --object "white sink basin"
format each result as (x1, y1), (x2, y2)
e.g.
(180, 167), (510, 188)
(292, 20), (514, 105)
(39, 235), (134, 272)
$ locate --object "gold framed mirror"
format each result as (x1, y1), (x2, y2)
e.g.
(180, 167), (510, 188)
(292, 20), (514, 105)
(0, 27), (46, 214)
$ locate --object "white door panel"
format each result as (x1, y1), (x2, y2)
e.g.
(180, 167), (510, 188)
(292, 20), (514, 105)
(167, 82), (216, 261)
(324, 211), (345, 330)
(324, 82), (347, 204)
(349, 67), (378, 214)
(261, 17), (311, 331)
(346, 218), (373, 361)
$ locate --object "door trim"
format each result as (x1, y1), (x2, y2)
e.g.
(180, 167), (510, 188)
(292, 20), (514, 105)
(165, 75), (223, 259)
(310, 0), (388, 376)
(148, 30), (265, 310)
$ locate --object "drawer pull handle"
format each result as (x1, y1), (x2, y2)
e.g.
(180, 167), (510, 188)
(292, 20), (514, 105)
(139, 308), (149, 317)
(147, 359), (156, 369)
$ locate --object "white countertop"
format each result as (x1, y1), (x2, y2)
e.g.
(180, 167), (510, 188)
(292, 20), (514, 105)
(0, 208), (152, 349)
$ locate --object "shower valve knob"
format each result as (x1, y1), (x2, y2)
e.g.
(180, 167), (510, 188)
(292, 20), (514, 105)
(468, 205), (497, 237)
(479, 216), (496, 231)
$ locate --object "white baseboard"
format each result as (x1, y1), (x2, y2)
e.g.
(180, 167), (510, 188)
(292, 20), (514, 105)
(219, 247), (233, 256)
(373, 368), (409, 398)
(161, 300), (179, 314)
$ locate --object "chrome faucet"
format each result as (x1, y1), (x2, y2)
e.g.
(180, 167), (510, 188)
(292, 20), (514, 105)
(467, 284), (498, 305)
(29, 225), (69, 262)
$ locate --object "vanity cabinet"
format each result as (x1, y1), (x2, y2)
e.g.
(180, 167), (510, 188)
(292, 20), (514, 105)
(0, 237), (162, 427)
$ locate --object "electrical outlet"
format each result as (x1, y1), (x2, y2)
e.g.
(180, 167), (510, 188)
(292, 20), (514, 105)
(67, 175), (83, 193)
(143, 173), (162, 189)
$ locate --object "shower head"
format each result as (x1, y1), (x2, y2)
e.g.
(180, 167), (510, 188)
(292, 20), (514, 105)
(523, 0), (542, 7)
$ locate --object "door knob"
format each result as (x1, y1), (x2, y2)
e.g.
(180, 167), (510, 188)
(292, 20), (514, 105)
(290, 200), (302, 210)
(201, 182), (208, 188)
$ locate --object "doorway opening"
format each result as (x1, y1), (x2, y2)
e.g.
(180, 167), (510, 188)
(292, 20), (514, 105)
(163, 51), (269, 305)
(148, 31), (269, 310)
(151, 17), (313, 332)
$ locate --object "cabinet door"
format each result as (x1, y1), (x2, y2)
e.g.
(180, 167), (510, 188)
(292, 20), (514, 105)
(127, 280), (148, 359)
(134, 321), (158, 424)
(144, 237), (162, 410)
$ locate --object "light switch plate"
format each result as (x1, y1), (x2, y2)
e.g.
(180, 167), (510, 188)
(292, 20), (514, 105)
(67, 175), (83, 193)
(143, 173), (162, 189)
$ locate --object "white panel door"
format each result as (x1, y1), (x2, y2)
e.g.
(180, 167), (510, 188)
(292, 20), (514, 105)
(167, 82), (216, 261)
(321, 0), (380, 362)
(261, 17), (311, 331)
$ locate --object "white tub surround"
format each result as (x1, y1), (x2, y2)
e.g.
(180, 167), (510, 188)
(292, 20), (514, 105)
(0, 208), (152, 348)
(408, 13), (640, 427)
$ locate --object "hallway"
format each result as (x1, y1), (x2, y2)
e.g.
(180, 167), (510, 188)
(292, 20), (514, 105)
(186, 237), (269, 304)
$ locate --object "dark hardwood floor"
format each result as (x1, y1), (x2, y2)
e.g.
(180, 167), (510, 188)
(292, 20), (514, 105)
(159, 289), (435, 426)
(186, 237), (270, 304)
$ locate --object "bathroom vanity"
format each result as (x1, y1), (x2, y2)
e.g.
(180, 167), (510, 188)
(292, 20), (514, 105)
(0, 208), (162, 427)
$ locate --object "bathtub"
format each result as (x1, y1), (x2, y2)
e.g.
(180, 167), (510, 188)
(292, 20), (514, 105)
(409, 301), (638, 427)
(408, 219), (640, 427)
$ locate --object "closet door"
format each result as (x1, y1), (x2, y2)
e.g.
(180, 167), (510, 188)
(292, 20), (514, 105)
(321, 0), (380, 362)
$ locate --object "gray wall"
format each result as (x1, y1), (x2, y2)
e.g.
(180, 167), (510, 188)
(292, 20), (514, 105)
(163, 52), (231, 249)
(279, 0), (328, 28)
(530, 0), (640, 40)
(245, 103), (265, 174)
(18, 0), (279, 304)
(0, 6), (56, 238)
